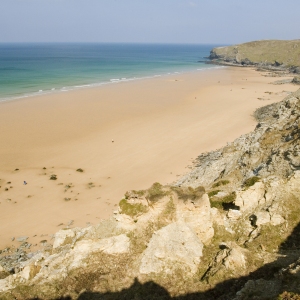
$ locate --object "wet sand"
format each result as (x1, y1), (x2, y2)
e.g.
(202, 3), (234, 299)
(0, 67), (297, 249)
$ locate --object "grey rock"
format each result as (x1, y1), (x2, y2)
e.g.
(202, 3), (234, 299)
(234, 279), (281, 300)
(292, 76), (300, 85)
(271, 78), (293, 85)
(16, 237), (28, 243)
(175, 88), (300, 189)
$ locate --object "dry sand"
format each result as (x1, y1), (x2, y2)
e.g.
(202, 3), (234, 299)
(0, 67), (297, 249)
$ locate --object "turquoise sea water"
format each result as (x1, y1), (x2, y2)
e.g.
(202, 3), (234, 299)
(0, 43), (221, 101)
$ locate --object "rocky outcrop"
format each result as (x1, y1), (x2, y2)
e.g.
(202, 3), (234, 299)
(139, 222), (203, 275)
(0, 90), (300, 299)
(176, 89), (300, 189)
(209, 39), (300, 73)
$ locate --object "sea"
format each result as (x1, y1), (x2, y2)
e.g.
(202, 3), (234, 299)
(0, 43), (222, 102)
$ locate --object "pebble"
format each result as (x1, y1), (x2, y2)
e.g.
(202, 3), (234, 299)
(16, 236), (28, 243)
(67, 220), (74, 226)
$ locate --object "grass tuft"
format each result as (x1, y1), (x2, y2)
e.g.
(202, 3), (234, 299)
(119, 199), (148, 217)
(171, 186), (205, 202)
(212, 180), (230, 188)
(210, 192), (237, 210)
(243, 176), (260, 188)
(146, 182), (167, 202)
(208, 190), (221, 198)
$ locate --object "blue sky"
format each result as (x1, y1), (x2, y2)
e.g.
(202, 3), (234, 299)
(1, 0), (299, 44)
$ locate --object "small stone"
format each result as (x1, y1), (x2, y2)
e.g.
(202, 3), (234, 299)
(53, 229), (75, 249)
(227, 209), (242, 220)
(16, 236), (28, 242)
(214, 191), (227, 198)
(291, 76), (300, 85)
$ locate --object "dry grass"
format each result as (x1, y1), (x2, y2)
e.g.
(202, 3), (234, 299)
(119, 199), (148, 217)
(212, 180), (230, 188)
(171, 186), (205, 202)
(243, 176), (260, 188)
(212, 40), (300, 67)
(145, 182), (168, 203)
(207, 190), (220, 198)
(209, 192), (237, 210)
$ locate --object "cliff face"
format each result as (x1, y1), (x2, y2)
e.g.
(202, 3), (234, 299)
(176, 89), (300, 189)
(0, 91), (300, 299)
(209, 40), (300, 73)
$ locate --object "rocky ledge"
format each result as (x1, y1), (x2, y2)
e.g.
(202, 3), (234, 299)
(209, 39), (300, 75)
(0, 90), (300, 299)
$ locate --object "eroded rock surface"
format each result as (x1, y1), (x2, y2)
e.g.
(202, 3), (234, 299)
(139, 222), (203, 275)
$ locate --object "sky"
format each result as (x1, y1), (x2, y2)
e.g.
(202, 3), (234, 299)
(1, 0), (300, 44)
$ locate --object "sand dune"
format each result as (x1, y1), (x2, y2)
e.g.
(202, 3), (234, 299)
(0, 67), (297, 249)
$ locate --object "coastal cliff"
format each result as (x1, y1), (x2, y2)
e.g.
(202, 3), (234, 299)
(0, 85), (300, 298)
(209, 40), (300, 74)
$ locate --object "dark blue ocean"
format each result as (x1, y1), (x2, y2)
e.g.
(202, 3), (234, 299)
(0, 43), (220, 101)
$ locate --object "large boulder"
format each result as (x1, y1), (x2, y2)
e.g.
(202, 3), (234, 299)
(235, 182), (266, 212)
(176, 194), (214, 244)
(69, 234), (130, 269)
(139, 222), (203, 275)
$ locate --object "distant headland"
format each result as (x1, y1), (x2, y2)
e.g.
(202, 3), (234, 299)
(209, 39), (300, 74)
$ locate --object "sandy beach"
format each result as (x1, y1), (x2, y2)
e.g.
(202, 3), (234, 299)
(0, 67), (297, 249)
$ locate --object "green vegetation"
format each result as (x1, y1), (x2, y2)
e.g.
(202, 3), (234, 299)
(49, 174), (57, 180)
(124, 189), (145, 199)
(171, 186), (205, 202)
(212, 180), (230, 188)
(76, 168), (84, 172)
(160, 198), (176, 221)
(126, 198), (176, 256)
(119, 199), (148, 217)
(208, 190), (220, 198)
(146, 182), (167, 202)
(211, 40), (300, 68)
(243, 176), (260, 188)
(209, 192), (237, 210)
(0, 270), (9, 280)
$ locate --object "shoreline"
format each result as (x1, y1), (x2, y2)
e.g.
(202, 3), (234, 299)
(0, 65), (223, 104)
(0, 66), (297, 250)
